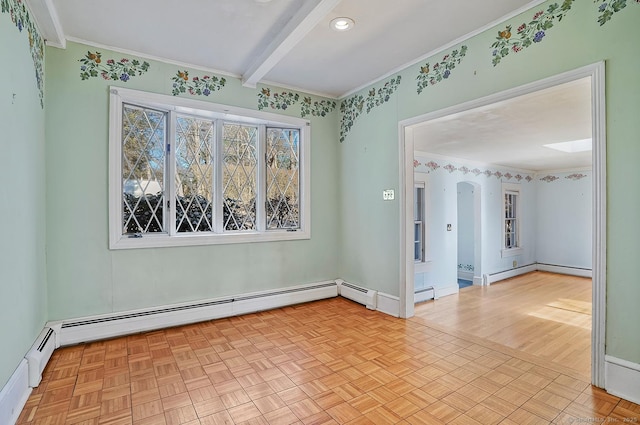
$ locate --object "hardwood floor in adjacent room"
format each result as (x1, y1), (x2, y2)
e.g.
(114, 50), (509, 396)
(17, 277), (639, 424)
(413, 271), (593, 378)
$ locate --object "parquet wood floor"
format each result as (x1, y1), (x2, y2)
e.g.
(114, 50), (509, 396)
(17, 280), (639, 424)
(413, 271), (592, 377)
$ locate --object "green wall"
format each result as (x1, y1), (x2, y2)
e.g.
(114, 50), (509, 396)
(45, 42), (340, 320)
(338, 0), (640, 364)
(3, 0), (640, 393)
(0, 14), (48, 388)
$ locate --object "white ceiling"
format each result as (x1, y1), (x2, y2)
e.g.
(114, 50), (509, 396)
(412, 77), (593, 172)
(30, 0), (537, 98)
(27, 0), (590, 171)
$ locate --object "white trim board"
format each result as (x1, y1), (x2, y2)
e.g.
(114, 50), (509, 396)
(483, 263), (592, 285)
(536, 263), (592, 278)
(605, 356), (640, 405)
(457, 271), (474, 281)
(0, 360), (31, 425)
(377, 292), (400, 317)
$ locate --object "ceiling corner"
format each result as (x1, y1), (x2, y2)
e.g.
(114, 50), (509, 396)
(26, 0), (66, 48)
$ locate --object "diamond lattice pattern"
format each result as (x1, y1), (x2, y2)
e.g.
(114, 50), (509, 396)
(121, 104), (166, 234)
(175, 116), (215, 232)
(266, 128), (300, 229)
(223, 124), (257, 231)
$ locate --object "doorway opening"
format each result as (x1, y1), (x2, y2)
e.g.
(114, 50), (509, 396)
(456, 181), (481, 289)
(398, 62), (606, 387)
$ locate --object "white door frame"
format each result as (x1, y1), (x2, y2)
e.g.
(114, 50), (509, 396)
(397, 62), (606, 387)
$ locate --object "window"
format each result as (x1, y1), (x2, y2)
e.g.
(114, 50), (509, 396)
(109, 87), (310, 249)
(414, 173), (431, 271)
(414, 183), (425, 262)
(501, 183), (522, 257)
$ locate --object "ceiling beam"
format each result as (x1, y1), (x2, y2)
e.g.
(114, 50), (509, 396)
(242, 0), (342, 88)
(26, 0), (66, 48)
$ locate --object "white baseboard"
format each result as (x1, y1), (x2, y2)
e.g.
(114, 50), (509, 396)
(484, 263), (592, 285)
(472, 276), (483, 286)
(605, 355), (640, 405)
(56, 280), (338, 346)
(457, 271), (474, 281)
(536, 263), (592, 278)
(376, 292), (400, 317)
(0, 360), (31, 425)
(437, 284), (459, 298)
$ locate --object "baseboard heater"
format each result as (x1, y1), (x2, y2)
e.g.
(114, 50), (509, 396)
(336, 280), (377, 310)
(25, 328), (59, 387)
(55, 281), (338, 346)
(415, 286), (437, 303)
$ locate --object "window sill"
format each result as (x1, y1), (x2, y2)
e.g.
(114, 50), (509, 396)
(501, 247), (524, 258)
(110, 229), (310, 250)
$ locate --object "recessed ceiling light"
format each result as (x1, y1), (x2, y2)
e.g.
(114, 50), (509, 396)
(543, 138), (592, 153)
(330, 17), (355, 32)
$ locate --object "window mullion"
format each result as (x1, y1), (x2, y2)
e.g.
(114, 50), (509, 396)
(214, 120), (224, 233)
(257, 125), (266, 232)
(167, 111), (177, 236)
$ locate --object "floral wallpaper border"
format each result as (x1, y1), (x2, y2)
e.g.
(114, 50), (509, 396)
(257, 88), (336, 118)
(491, 0), (575, 66)
(540, 173), (589, 182)
(1, 0), (45, 107)
(339, 76), (402, 143)
(595, 0), (639, 25)
(172, 70), (226, 96)
(416, 159), (590, 184)
(416, 46), (468, 94)
(79, 51), (150, 82)
(414, 159), (535, 182)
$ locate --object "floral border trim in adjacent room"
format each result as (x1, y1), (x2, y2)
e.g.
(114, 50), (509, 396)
(79, 51), (150, 82)
(415, 159), (535, 182)
(491, 0), (575, 66)
(540, 175), (560, 183)
(594, 0), (639, 25)
(566, 173), (588, 180)
(540, 173), (589, 182)
(417, 159), (591, 184)
(257, 89), (336, 118)
(172, 70), (226, 96)
(416, 46), (468, 94)
(339, 76), (402, 143)
(1, 0), (45, 107)
(458, 264), (474, 272)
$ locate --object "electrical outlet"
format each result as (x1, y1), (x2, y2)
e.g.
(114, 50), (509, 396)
(383, 189), (394, 200)
(513, 260), (517, 268)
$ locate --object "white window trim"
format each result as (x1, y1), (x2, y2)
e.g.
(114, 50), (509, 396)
(414, 172), (432, 272)
(108, 86), (311, 249)
(501, 182), (523, 258)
